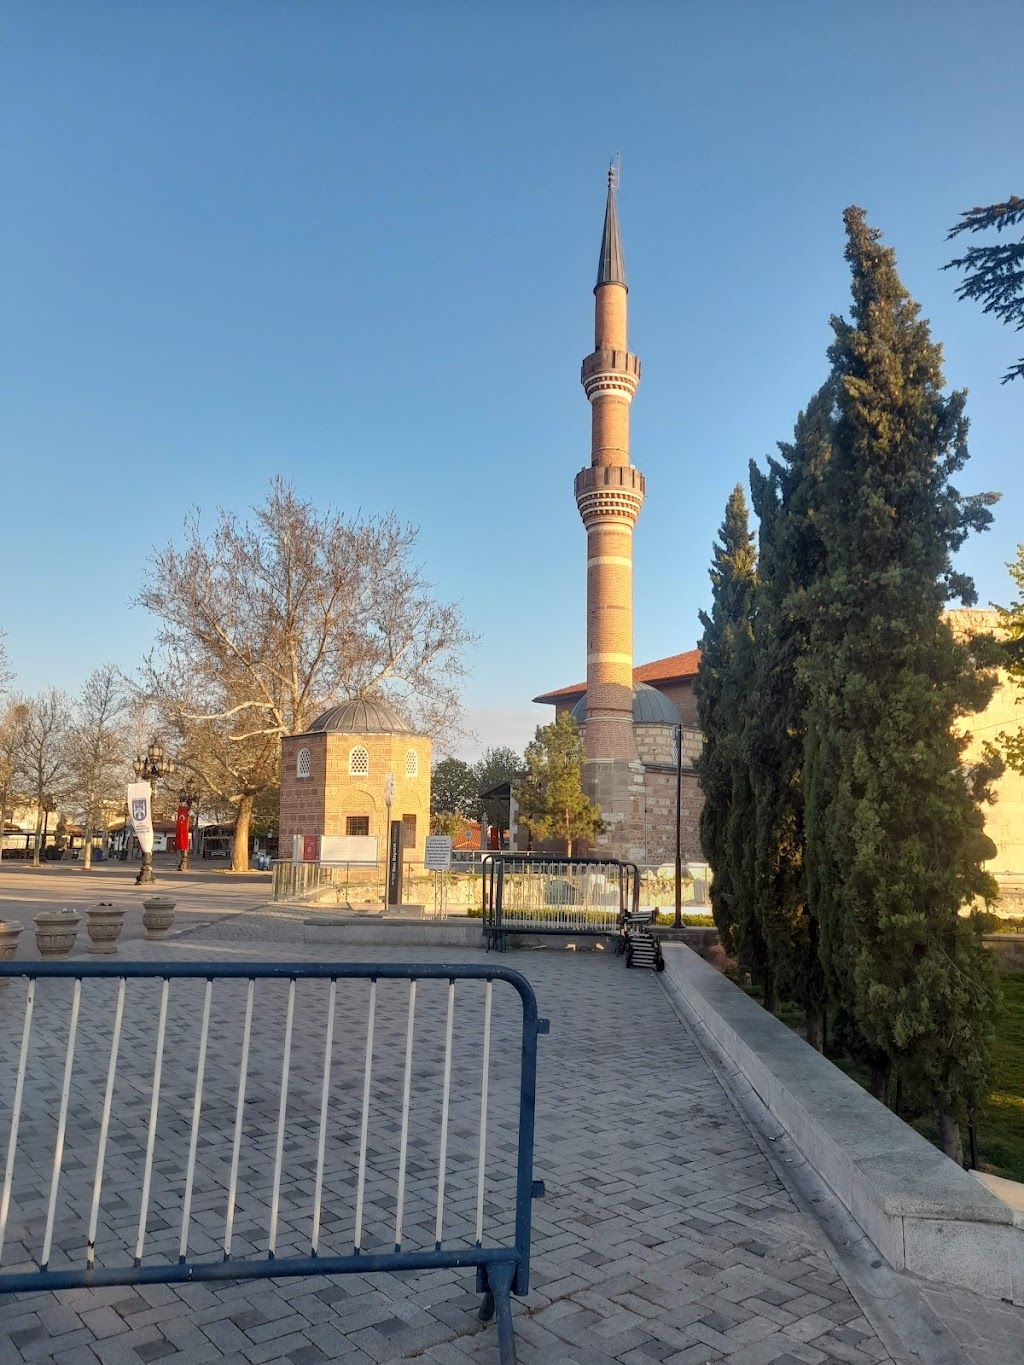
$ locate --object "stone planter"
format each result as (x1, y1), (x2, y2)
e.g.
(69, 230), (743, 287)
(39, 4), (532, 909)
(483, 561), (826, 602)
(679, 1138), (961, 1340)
(86, 903), (127, 956)
(0, 919), (23, 987)
(142, 897), (176, 941)
(33, 908), (81, 960)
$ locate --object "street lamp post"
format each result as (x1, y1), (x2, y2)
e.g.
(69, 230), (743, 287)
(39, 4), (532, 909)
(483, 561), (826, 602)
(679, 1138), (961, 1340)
(132, 741), (175, 886)
(674, 724), (683, 930)
(177, 785), (198, 872)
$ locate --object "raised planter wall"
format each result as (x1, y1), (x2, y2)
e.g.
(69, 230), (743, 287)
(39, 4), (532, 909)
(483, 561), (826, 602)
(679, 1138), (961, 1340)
(661, 943), (1024, 1305)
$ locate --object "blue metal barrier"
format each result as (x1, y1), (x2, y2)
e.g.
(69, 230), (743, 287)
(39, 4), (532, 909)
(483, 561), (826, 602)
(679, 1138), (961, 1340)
(0, 960), (549, 1365)
(482, 854), (640, 951)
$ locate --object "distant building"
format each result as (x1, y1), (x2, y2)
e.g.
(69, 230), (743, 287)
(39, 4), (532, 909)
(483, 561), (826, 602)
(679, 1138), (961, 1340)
(279, 698), (431, 862)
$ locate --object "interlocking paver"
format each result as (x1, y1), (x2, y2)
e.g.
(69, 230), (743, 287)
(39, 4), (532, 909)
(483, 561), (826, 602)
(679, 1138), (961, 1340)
(1, 914), (1021, 1363)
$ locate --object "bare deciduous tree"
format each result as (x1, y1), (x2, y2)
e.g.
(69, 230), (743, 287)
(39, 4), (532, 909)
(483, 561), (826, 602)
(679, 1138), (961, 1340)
(139, 478), (474, 871)
(0, 699), (28, 862)
(15, 689), (72, 866)
(67, 665), (132, 869)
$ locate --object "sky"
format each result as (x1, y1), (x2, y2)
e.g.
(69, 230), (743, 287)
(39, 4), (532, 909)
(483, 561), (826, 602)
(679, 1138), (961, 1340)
(2, 1), (1022, 761)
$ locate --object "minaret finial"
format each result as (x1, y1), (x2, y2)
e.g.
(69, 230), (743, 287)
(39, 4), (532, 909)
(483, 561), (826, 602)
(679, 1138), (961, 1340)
(596, 161), (627, 291)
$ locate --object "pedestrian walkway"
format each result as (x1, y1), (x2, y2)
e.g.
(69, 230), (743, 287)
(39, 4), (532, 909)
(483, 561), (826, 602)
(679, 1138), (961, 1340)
(0, 915), (1020, 1363)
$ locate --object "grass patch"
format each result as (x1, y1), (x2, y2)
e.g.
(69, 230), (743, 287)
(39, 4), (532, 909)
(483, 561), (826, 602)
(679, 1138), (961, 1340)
(978, 972), (1024, 1181)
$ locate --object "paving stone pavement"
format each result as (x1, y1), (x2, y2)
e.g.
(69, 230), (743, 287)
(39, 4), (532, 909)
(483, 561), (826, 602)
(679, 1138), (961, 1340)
(0, 915), (1020, 1364)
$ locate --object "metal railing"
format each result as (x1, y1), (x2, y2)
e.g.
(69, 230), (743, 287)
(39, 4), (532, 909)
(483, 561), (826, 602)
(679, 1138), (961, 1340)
(482, 855), (640, 951)
(0, 960), (549, 1365)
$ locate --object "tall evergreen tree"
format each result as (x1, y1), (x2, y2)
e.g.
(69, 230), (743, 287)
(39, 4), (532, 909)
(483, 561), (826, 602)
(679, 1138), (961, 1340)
(804, 207), (999, 1157)
(696, 487), (763, 981)
(747, 385), (832, 1047)
(515, 713), (600, 856)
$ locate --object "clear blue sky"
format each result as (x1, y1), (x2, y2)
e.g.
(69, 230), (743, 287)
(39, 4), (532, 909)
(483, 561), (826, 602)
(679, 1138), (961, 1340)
(3, 1), (1022, 759)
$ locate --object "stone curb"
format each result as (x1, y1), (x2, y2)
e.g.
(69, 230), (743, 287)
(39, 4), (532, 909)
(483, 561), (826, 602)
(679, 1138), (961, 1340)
(662, 942), (1024, 1305)
(302, 918), (486, 947)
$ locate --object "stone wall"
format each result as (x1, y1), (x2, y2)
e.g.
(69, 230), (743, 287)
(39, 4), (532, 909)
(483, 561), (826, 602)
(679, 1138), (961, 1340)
(279, 734), (327, 851)
(642, 767), (703, 865)
(948, 608), (1024, 884)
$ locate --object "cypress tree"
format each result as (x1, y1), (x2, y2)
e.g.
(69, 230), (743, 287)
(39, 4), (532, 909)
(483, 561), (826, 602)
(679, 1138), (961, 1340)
(696, 487), (762, 981)
(804, 207), (999, 1157)
(747, 385), (833, 1047)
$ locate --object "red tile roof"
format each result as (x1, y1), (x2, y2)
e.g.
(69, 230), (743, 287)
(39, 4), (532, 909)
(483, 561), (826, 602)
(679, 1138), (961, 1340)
(533, 649), (701, 704)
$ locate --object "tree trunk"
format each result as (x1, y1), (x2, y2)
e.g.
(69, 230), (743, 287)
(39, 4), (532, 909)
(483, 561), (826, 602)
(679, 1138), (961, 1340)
(937, 1109), (964, 1164)
(33, 810), (42, 867)
(232, 795), (253, 872)
(82, 808), (93, 870)
(805, 1007), (824, 1053)
(0, 801), (5, 863)
(868, 1059), (889, 1103)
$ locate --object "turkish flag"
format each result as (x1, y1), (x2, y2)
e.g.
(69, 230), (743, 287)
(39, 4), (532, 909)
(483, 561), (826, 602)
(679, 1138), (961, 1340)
(175, 804), (190, 852)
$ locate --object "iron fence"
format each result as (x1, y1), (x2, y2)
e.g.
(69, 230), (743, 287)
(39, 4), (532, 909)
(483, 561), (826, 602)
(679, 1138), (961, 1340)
(482, 855), (640, 951)
(0, 960), (548, 1364)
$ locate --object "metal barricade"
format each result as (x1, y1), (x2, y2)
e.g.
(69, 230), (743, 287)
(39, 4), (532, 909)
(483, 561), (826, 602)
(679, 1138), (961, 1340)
(482, 854), (640, 951)
(0, 961), (548, 1365)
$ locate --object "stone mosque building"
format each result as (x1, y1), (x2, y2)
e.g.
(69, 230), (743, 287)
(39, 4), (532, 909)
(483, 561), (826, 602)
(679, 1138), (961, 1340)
(534, 171), (1024, 893)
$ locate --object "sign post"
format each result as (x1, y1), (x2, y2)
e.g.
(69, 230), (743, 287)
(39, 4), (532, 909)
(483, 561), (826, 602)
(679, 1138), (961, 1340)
(425, 835), (453, 919)
(386, 819), (404, 910)
(382, 770), (395, 907)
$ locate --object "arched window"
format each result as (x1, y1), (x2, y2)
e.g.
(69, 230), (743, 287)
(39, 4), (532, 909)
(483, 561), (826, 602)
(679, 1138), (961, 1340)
(405, 748), (418, 777)
(296, 747), (311, 779)
(349, 746), (369, 777)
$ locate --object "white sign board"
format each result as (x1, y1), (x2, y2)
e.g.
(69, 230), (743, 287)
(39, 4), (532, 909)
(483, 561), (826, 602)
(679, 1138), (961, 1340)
(424, 835), (453, 871)
(126, 782), (154, 855)
(319, 834), (379, 865)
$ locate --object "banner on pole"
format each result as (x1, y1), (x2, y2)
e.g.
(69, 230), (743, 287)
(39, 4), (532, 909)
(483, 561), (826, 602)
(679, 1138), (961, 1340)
(175, 804), (190, 852)
(127, 782), (154, 855)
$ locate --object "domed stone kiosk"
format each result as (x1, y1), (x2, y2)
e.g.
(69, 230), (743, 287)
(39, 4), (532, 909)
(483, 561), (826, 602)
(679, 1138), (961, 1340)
(279, 698), (431, 863)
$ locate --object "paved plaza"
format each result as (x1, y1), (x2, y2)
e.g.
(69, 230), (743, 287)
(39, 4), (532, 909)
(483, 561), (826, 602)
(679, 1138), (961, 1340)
(0, 871), (1022, 1364)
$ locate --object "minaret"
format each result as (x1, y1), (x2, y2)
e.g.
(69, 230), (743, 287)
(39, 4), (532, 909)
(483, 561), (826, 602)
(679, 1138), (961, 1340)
(575, 167), (645, 788)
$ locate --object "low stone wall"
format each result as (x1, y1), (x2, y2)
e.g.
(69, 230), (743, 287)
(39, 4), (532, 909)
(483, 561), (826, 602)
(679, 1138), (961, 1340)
(661, 943), (1024, 1304)
(983, 932), (1024, 971)
(303, 916), (485, 948)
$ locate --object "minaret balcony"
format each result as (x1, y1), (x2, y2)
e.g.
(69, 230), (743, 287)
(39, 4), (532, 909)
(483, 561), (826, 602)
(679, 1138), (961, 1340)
(574, 464), (645, 526)
(581, 349), (641, 403)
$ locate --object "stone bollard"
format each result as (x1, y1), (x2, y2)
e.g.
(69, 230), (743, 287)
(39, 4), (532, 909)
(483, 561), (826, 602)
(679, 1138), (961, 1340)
(0, 919), (23, 987)
(142, 896), (176, 941)
(33, 908), (81, 960)
(86, 903), (127, 956)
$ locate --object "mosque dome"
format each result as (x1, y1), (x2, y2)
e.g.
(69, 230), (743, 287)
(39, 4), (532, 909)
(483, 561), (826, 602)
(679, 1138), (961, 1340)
(305, 697), (413, 735)
(570, 681), (679, 727)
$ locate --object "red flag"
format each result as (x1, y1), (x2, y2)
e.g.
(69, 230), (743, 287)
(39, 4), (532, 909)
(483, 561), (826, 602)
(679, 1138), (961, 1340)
(176, 804), (190, 852)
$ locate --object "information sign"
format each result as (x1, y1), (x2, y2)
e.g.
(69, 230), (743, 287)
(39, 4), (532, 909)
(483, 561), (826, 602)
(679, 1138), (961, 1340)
(424, 835), (453, 871)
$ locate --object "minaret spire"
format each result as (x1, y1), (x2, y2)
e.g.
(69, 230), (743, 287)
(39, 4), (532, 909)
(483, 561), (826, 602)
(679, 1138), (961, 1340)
(595, 162), (627, 290)
(574, 167), (645, 828)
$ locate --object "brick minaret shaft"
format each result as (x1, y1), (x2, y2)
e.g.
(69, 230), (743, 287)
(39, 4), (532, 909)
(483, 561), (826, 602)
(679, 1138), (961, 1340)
(575, 167), (645, 765)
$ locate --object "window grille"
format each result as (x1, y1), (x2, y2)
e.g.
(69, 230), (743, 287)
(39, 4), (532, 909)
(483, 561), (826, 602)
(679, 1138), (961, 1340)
(349, 746), (369, 776)
(296, 748), (311, 779)
(405, 748), (418, 777)
(401, 813), (417, 847)
(346, 815), (370, 837)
